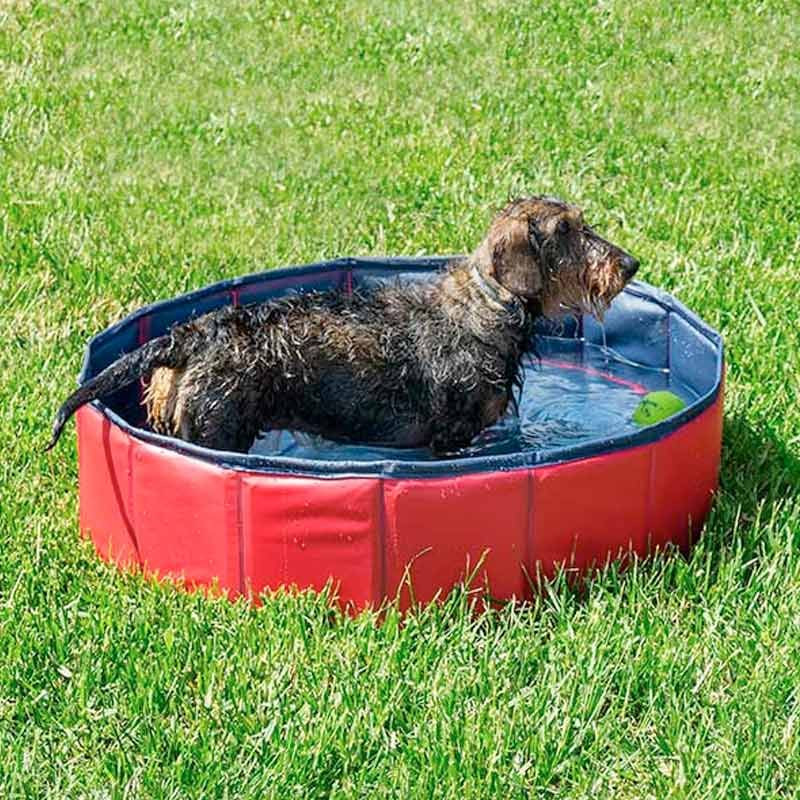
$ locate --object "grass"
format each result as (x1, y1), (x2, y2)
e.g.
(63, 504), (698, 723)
(1, 0), (799, 796)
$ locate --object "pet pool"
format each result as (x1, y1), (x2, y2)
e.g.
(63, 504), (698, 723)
(74, 257), (724, 608)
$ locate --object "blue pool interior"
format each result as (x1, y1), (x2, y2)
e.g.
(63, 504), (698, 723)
(250, 336), (697, 462)
(82, 258), (723, 473)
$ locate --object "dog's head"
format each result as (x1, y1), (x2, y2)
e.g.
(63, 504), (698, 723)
(482, 196), (639, 319)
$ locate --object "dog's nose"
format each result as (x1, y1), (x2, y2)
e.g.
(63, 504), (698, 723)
(621, 253), (639, 279)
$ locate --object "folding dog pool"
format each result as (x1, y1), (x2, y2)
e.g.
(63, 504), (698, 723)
(75, 257), (724, 609)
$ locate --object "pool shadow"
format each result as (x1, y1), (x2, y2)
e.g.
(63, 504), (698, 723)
(718, 413), (800, 523)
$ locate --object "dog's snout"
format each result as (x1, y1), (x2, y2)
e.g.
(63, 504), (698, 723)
(620, 253), (639, 279)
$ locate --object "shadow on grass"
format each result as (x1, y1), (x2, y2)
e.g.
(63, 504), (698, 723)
(719, 413), (800, 520)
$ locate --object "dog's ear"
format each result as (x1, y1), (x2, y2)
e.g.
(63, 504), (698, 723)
(490, 227), (543, 298)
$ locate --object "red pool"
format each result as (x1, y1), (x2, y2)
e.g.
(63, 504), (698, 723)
(73, 257), (724, 609)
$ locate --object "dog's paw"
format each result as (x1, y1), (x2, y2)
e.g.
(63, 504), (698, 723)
(430, 426), (475, 459)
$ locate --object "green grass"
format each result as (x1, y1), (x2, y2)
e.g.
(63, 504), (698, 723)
(2, 0), (799, 796)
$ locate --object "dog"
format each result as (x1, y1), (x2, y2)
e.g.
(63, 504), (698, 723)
(46, 197), (639, 456)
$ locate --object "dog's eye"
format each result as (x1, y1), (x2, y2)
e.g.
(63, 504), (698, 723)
(557, 219), (570, 235)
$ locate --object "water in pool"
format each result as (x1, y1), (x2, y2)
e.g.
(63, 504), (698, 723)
(249, 334), (698, 462)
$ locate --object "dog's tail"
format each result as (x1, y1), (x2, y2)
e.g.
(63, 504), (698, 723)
(45, 331), (190, 452)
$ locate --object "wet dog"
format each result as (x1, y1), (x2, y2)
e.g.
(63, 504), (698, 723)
(47, 197), (639, 455)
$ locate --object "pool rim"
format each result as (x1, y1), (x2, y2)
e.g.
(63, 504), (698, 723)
(78, 256), (724, 479)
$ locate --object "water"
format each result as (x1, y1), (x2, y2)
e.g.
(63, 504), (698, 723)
(249, 335), (697, 462)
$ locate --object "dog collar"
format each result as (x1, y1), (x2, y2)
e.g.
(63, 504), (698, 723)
(470, 264), (525, 316)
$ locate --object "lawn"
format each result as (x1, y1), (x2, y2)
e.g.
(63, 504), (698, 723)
(1, 0), (799, 796)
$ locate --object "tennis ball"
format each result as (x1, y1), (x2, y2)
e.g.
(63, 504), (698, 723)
(632, 390), (687, 426)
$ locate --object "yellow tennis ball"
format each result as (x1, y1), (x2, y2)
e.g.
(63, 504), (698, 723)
(632, 390), (687, 426)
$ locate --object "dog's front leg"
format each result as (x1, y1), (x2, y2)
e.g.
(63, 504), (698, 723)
(428, 394), (487, 457)
(430, 424), (479, 457)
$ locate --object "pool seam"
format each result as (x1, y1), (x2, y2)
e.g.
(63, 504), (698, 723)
(236, 473), (245, 596)
(127, 435), (137, 567)
(377, 478), (387, 608)
(646, 445), (657, 556)
(526, 468), (534, 597)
